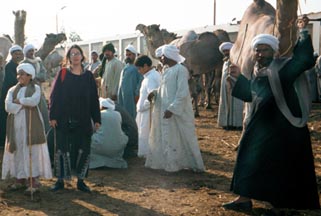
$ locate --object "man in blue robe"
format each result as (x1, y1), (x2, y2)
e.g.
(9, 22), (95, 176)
(117, 45), (143, 119)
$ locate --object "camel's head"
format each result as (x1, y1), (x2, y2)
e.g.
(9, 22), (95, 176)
(136, 24), (177, 58)
(135, 24), (146, 34)
(45, 33), (67, 44)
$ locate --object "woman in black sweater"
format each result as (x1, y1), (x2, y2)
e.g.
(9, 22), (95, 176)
(49, 44), (101, 193)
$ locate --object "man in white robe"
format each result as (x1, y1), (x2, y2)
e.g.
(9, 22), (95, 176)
(134, 55), (161, 157)
(90, 98), (128, 169)
(2, 63), (52, 192)
(100, 43), (124, 100)
(145, 45), (205, 172)
(217, 42), (244, 130)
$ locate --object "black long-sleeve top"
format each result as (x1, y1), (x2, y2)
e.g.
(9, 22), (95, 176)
(49, 68), (101, 134)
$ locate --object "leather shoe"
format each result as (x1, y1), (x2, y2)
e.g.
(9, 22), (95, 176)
(77, 180), (91, 193)
(50, 180), (64, 192)
(222, 200), (253, 210)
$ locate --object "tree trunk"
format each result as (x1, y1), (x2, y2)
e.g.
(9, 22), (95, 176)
(13, 10), (26, 48)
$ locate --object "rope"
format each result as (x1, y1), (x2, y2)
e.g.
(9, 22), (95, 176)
(236, 24), (248, 65)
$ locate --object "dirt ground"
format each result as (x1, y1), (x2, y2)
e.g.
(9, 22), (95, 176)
(0, 102), (321, 216)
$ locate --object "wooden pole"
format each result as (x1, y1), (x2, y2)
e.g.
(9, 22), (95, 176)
(28, 108), (33, 200)
(149, 102), (153, 129)
(213, 0), (216, 25)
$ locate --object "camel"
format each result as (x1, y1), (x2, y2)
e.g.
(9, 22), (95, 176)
(136, 24), (230, 116)
(0, 10), (66, 67)
(43, 48), (65, 85)
(0, 36), (13, 61)
(35, 33), (67, 61)
(230, 0), (298, 78)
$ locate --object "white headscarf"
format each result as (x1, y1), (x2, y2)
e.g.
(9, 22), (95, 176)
(219, 42), (233, 54)
(99, 97), (115, 110)
(9, 45), (23, 54)
(125, 44), (138, 55)
(23, 44), (36, 56)
(17, 63), (35, 79)
(251, 34), (279, 52)
(162, 44), (185, 63)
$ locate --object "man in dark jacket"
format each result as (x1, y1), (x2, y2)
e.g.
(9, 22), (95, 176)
(223, 16), (320, 210)
(0, 45), (23, 148)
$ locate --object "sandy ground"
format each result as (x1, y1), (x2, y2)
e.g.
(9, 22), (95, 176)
(0, 101), (320, 216)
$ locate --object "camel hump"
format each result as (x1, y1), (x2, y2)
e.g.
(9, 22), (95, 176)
(173, 30), (198, 47)
(254, 0), (266, 8)
(214, 29), (231, 43)
(198, 32), (220, 46)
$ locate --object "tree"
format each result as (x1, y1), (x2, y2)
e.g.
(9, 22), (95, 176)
(69, 31), (82, 42)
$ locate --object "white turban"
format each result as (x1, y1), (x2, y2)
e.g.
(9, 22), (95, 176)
(9, 45), (22, 54)
(219, 42), (233, 54)
(17, 63), (35, 79)
(155, 45), (165, 58)
(162, 44), (185, 63)
(251, 34), (279, 52)
(23, 44), (36, 56)
(99, 97), (115, 110)
(125, 44), (138, 55)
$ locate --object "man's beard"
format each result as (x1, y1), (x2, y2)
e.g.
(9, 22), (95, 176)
(257, 56), (273, 68)
(125, 57), (133, 64)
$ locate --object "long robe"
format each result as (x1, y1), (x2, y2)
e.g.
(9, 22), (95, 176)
(2, 85), (52, 180)
(101, 57), (124, 98)
(115, 104), (138, 158)
(217, 59), (243, 128)
(0, 66), (4, 97)
(136, 68), (161, 157)
(230, 34), (320, 209)
(117, 64), (143, 119)
(145, 64), (205, 172)
(90, 109), (128, 169)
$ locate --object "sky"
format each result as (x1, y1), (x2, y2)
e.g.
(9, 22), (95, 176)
(0, 0), (320, 47)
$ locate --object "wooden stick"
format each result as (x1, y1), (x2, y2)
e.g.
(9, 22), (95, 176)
(149, 101), (153, 129)
(54, 127), (57, 161)
(221, 139), (237, 148)
(236, 23), (248, 65)
(28, 108), (33, 200)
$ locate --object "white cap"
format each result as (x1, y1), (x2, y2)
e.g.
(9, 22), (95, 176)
(251, 34), (279, 52)
(23, 44), (36, 56)
(219, 42), (233, 54)
(9, 44), (23, 54)
(125, 44), (138, 55)
(17, 63), (35, 79)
